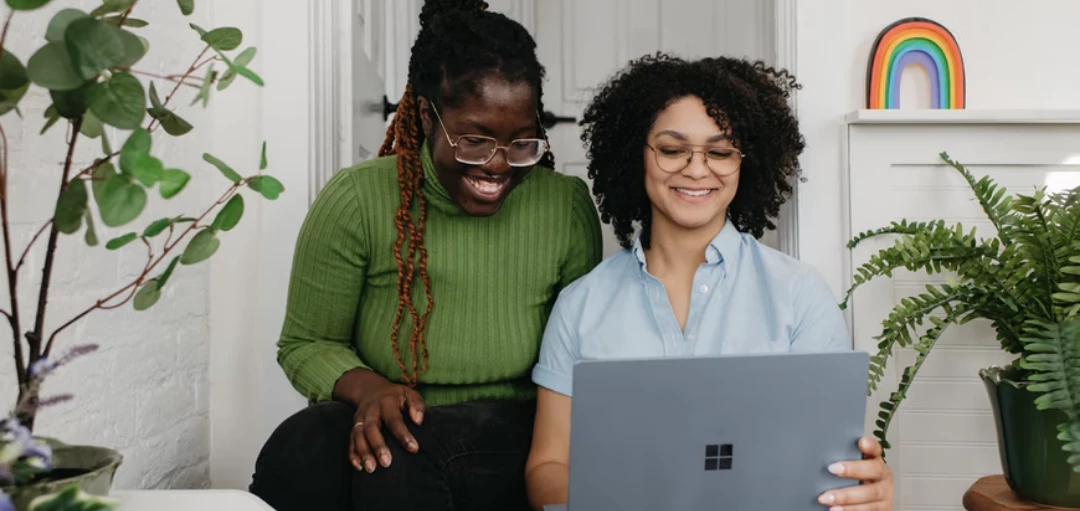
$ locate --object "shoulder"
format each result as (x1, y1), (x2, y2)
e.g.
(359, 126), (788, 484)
(518, 166), (592, 202)
(327, 154), (400, 193)
(736, 234), (836, 302)
(552, 249), (638, 308)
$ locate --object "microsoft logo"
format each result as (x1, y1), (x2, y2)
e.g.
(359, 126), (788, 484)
(704, 444), (732, 470)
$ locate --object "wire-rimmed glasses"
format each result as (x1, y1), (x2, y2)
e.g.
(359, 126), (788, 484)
(431, 105), (549, 167)
(646, 143), (743, 176)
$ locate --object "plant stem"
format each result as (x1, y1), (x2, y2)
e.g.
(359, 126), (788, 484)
(16, 220), (51, 273)
(149, 46), (210, 133)
(126, 69), (201, 88)
(0, 9), (14, 59)
(31, 117), (82, 362)
(0, 123), (24, 384)
(44, 181), (243, 357)
(118, 0), (139, 26)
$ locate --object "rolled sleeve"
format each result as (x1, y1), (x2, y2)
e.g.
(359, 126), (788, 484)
(790, 265), (851, 352)
(532, 294), (580, 396)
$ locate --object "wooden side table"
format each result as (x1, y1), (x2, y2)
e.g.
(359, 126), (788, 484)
(962, 475), (1076, 510)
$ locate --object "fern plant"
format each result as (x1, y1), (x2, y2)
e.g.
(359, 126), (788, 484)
(843, 152), (1080, 472)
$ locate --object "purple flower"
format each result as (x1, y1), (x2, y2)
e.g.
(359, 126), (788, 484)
(28, 358), (58, 381)
(0, 490), (13, 511)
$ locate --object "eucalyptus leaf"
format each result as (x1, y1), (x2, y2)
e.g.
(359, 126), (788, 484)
(211, 194), (243, 231)
(0, 82), (29, 117)
(202, 27), (242, 51)
(248, 175), (284, 200)
(46, 9), (88, 43)
(191, 65), (216, 108)
(41, 106), (61, 134)
(6, 0), (51, 10)
(105, 231), (137, 250)
(119, 128), (150, 176)
(132, 280), (160, 311)
(203, 153), (241, 183)
(27, 41), (84, 91)
(157, 111), (193, 136)
(65, 17), (131, 79)
(49, 83), (90, 119)
(180, 228), (219, 265)
(259, 140), (267, 170)
(177, 0), (193, 15)
(143, 217), (172, 237)
(132, 153), (163, 186)
(157, 256), (180, 289)
(148, 81), (164, 111)
(159, 169), (189, 199)
(88, 0), (133, 18)
(91, 161), (117, 203)
(97, 174), (146, 226)
(54, 179), (88, 234)
(102, 15), (147, 28)
(88, 71), (145, 129)
(84, 209), (98, 246)
(217, 46), (255, 90)
(80, 111), (103, 138)
(101, 128), (112, 155)
(0, 51), (28, 90)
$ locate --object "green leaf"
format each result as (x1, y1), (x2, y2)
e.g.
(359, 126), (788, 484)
(101, 127), (111, 154)
(132, 153), (163, 186)
(54, 179), (88, 234)
(84, 209), (98, 246)
(157, 256), (180, 289)
(148, 80), (163, 111)
(191, 65), (216, 108)
(80, 110), (104, 138)
(189, 23), (209, 38)
(49, 83), (90, 119)
(26, 41), (85, 91)
(180, 229), (219, 264)
(97, 174), (146, 226)
(0, 51), (28, 90)
(217, 46), (255, 90)
(143, 217), (171, 237)
(101, 15), (147, 27)
(119, 127), (150, 176)
(212, 194), (243, 231)
(159, 169), (189, 199)
(177, 0), (193, 15)
(91, 161), (117, 203)
(64, 17), (141, 79)
(248, 175), (284, 200)
(232, 65), (262, 87)
(105, 231), (137, 249)
(88, 71), (145, 129)
(88, 0), (133, 17)
(156, 110), (193, 136)
(40, 106), (61, 134)
(46, 8), (88, 43)
(202, 27), (242, 51)
(259, 140), (267, 170)
(203, 153), (241, 183)
(0, 81), (28, 117)
(133, 279), (160, 311)
(6, 0), (51, 10)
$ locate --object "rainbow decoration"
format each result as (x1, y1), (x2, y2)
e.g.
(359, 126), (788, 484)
(866, 17), (966, 109)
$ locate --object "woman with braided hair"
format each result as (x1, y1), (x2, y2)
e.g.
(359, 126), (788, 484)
(248, 2), (601, 510)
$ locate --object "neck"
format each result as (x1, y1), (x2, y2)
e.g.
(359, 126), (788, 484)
(643, 210), (726, 274)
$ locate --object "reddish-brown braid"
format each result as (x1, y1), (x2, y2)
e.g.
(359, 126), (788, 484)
(377, 83), (435, 386)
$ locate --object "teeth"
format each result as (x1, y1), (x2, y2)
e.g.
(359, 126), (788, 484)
(467, 177), (506, 194)
(676, 188), (713, 197)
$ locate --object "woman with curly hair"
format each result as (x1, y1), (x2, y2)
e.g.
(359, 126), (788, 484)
(249, 2), (602, 510)
(524, 54), (894, 510)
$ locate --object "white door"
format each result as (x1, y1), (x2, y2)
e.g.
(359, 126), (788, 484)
(531, 0), (779, 257)
(353, 0), (388, 164)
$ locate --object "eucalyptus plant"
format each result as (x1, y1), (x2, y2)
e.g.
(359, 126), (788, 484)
(843, 152), (1080, 472)
(0, 0), (282, 432)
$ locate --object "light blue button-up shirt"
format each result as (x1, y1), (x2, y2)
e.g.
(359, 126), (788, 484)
(532, 221), (850, 396)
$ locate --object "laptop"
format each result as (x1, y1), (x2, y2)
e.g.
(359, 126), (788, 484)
(545, 350), (869, 511)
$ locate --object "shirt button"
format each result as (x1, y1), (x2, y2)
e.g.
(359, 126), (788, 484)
(700, 285), (709, 293)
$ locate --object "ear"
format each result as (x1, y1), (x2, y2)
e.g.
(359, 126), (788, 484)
(418, 96), (434, 138)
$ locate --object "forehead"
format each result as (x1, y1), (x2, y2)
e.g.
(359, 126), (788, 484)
(439, 75), (536, 117)
(649, 96), (728, 140)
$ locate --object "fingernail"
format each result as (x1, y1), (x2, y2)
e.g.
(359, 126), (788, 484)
(364, 459), (375, 473)
(819, 493), (835, 505)
(830, 506), (842, 511)
(828, 463), (845, 475)
(416, 412), (424, 424)
(351, 458), (361, 471)
(380, 453), (392, 467)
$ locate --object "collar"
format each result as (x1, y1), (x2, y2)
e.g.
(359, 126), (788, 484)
(419, 139), (466, 216)
(632, 219), (743, 268)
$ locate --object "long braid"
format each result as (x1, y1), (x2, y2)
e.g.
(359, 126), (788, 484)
(379, 0), (548, 385)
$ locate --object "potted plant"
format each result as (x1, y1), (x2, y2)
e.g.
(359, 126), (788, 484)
(0, 0), (282, 508)
(843, 152), (1080, 507)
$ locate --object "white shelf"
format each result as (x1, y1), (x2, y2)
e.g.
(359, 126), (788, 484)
(845, 109), (1080, 125)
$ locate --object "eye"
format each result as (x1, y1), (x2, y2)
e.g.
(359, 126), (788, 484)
(458, 136), (492, 148)
(657, 145), (689, 157)
(707, 148), (739, 159)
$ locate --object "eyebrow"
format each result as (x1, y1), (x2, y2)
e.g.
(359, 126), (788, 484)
(455, 119), (538, 138)
(653, 130), (731, 143)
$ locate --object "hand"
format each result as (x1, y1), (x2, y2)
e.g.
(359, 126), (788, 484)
(817, 437), (893, 510)
(334, 368), (426, 473)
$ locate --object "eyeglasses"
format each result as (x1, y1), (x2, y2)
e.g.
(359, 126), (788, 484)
(431, 104), (549, 167)
(646, 143), (744, 176)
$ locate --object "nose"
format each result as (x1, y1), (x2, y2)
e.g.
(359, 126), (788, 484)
(680, 151), (711, 179)
(479, 147), (512, 174)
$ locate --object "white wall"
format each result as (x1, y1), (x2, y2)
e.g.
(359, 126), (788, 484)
(796, 0), (1080, 299)
(0, 0), (221, 489)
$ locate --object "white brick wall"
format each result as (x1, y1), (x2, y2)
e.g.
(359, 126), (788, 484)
(0, 0), (228, 489)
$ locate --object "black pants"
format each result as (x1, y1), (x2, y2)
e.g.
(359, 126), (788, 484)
(249, 398), (536, 511)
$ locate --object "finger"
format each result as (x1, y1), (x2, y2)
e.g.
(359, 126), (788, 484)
(404, 387), (426, 425)
(350, 422), (377, 473)
(858, 436), (883, 458)
(817, 502), (890, 511)
(828, 458), (889, 481)
(363, 410), (393, 468)
(382, 398), (419, 453)
(818, 480), (890, 509)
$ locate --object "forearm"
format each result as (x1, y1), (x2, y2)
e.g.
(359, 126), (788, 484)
(331, 366), (391, 407)
(277, 337), (369, 403)
(526, 461), (570, 510)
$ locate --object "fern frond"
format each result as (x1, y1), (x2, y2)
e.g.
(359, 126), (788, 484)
(847, 219), (947, 249)
(941, 152), (1014, 245)
(873, 313), (955, 451)
(1012, 195), (1062, 311)
(1020, 318), (1080, 472)
(1057, 420), (1080, 472)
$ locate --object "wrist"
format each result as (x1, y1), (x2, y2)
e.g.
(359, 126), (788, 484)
(332, 367), (386, 406)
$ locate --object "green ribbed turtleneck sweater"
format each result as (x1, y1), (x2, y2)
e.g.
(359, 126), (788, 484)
(276, 143), (603, 406)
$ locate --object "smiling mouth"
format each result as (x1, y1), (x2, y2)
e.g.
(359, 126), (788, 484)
(674, 187), (715, 198)
(465, 176), (509, 198)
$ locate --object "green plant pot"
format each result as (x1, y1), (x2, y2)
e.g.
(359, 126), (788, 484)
(1, 438), (122, 511)
(981, 366), (1080, 508)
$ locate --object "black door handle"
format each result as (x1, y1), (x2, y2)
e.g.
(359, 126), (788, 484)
(383, 96), (577, 129)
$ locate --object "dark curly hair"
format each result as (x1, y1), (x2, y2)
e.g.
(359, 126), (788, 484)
(377, 0), (553, 385)
(580, 53), (804, 249)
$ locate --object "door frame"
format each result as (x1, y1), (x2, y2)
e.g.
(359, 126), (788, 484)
(774, 0), (799, 257)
